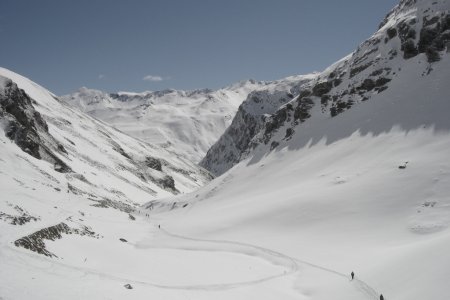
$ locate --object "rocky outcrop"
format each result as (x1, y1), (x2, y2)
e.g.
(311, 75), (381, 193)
(0, 79), (72, 173)
(0, 204), (40, 225)
(200, 83), (313, 176)
(145, 156), (163, 171)
(14, 222), (98, 257)
(200, 0), (449, 176)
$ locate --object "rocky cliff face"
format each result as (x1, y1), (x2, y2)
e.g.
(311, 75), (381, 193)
(0, 78), (71, 173)
(199, 75), (316, 175)
(201, 0), (450, 176)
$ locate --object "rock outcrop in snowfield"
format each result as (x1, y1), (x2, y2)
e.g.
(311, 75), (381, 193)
(201, 0), (450, 176)
(62, 77), (306, 163)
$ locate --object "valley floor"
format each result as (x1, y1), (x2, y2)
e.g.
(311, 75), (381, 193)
(0, 214), (380, 300)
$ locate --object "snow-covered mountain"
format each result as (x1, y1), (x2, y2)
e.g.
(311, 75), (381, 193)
(62, 77), (305, 163)
(0, 65), (214, 268)
(201, 0), (450, 176)
(199, 74), (317, 175)
(1, 0), (450, 300)
(149, 1), (450, 300)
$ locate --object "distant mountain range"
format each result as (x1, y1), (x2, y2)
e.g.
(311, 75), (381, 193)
(62, 76), (306, 163)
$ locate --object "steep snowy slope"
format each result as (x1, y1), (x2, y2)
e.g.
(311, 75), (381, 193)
(0, 66), (213, 278)
(200, 74), (317, 175)
(0, 70), (368, 300)
(62, 77), (305, 163)
(145, 1), (450, 300)
(152, 33), (450, 300)
(0, 67), (212, 200)
(2, 0), (450, 299)
(202, 0), (450, 175)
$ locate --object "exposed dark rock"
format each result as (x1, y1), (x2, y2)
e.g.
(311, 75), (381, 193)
(14, 222), (98, 257)
(0, 79), (72, 173)
(402, 39), (419, 59)
(332, 78), (343, 87)
(416, 14), (450, 62)
(0, 80), (47, 159)
(285, 128), (294, 139)
(375, 77), (392, 87)
(419, 27), (440, 53)
(353, 47), (379, 65)
(298, 89), (312, 99)
(293, 97), (314, 123)
(312, 81), (333, 97)
(376, 86), (389, 93)
(120, 238), (128, 242)
(145, 156), (162, 171)
(370, 69), (384, 77)
(398, 162), (408, 169)
(158, 175), (176, 191)
(128, 214), (135, 221)
(124, 284), (133, 289)
(321, 95), (331, 106)
(398, 21), (416, 41)
(387, 27), (398, 39)
(0, 205), (40, 225)
(350, 64), (371, 78)
(330, 100), (354, 117)
(423, 15), (440, 27)
(270, 141), (279, 150)
(388, 49), (398, 59)
(359, 79), (376, 91)
(57, 143), (68, 154)
(265, 109), (288, 136)
(112, 142), (131, 159)
(425, 46), (441, 62)
(90, 197), (135, 213)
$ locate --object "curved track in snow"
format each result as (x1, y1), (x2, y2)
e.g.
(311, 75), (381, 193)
(159, 228), (380, 298)
(7, 222), (379, 297)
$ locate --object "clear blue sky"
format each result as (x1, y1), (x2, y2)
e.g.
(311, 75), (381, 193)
(1, 0), (399, 95)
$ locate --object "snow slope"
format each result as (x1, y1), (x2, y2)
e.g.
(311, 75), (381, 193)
(202, 0), (450, 175)
(1, 68), (362, 300)
(1, 0), (450, 299)
(152, 50), (450, 300)
(151, 1), (450, 299)
(62, 77), (306, 163)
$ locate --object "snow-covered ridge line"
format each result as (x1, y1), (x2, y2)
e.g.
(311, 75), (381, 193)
(62, 76), (308, 164)
(0, 66), (212, 205)
(201, 0), (450, 176)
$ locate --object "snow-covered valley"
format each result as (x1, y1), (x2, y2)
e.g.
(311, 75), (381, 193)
(1, 0), (450, 299)
(62, 77), (305, 163)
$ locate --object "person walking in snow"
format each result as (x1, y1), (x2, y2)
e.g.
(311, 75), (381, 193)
(380, 294), (384, 300)
(351, 271), (354, 280)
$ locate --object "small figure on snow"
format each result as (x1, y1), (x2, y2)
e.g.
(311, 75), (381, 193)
(380, 294), (384, 300)
(351, 271), (355, 280)
(158, 224), (161, 229)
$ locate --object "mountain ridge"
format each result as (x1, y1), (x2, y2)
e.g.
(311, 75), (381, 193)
(62, 75), (309, 163)
(200, 0), (450, 176)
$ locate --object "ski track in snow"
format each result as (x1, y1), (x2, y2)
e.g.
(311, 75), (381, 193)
(149, 227), (379, 297)
(5, 223), (379, 297)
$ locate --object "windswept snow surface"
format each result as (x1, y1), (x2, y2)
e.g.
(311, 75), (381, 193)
(62, 77), (306, 163)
